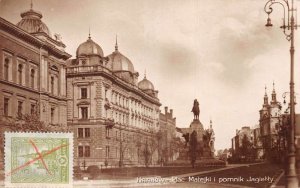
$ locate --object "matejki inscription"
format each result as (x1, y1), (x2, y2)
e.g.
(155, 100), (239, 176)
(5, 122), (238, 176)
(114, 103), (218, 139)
(188, 176), (274, 184)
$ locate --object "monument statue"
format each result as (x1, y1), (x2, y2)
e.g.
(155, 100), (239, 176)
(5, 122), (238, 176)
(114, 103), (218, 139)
(191, 99), (200, 120)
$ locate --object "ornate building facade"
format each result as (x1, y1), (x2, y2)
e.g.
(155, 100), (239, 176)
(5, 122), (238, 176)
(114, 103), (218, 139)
(66, 36), (161, 167)
(0, 5), (70, 126)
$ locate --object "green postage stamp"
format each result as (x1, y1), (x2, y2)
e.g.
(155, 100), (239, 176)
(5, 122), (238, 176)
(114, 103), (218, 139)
(5, 132), (73, 188)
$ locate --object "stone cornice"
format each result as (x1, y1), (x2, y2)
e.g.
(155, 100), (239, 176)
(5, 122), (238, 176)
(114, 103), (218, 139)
(0, 17), (71, 60)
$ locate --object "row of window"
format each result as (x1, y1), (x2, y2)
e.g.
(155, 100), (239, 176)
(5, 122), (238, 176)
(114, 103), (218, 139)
(77, 146), (107, 158)
(106, 128), (130, 142)
(3, 97), (36, 117)
(79, 127), (138, 143)
(77, 145), (131, 159)
(78, 87), (155, 120)
(3, 55), (60, 96)
(3, 56), (37, 89)
(113, 111), (129, 124)
(3, 97), (57, 123)
(111, 91), (154, 117)
(111, 91), (129, 108)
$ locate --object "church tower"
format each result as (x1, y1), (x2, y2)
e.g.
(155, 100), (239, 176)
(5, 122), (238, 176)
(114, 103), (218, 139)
(259, 83), (282, 160)
(269, 82), (281, 134)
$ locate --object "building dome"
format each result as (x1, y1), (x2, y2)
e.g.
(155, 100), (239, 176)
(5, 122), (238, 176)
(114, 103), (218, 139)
(138, 76), (154, 91)
(107, 43), (134, 73)
(16, 8), (51, 36)
(76, 36), (104, 57)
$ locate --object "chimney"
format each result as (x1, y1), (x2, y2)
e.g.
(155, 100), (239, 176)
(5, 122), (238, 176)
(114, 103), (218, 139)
(170, 109), (173, 117)
(165, 106), (168, 114)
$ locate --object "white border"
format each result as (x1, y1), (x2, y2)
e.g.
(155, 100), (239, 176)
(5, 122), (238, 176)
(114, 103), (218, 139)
(4, 132), (73, 188)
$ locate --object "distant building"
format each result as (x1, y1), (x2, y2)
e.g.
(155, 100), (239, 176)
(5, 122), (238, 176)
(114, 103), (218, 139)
(231, 125), (262, 161)
(66, 35), (161, 168)
(0, 5), (71, 125)
(231, 126), (253, 156)
(159, 106), (176, 162)
(253, 125), (263, 159)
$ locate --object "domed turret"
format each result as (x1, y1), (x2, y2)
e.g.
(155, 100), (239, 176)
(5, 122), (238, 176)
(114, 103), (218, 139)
(16, 3), (51, 36)
(138, 74), (155, 91)
(138, 72), (157, 97)
(76, 34), (104, 57)
(107, 39), (134, 73)
(107, 38), (137, 84)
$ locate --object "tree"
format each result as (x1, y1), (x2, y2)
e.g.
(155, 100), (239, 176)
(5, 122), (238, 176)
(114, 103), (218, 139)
(118, 130), (133, 167)
(217, 149), (224, 158)
(189, 131), (198, 168)
(0, 113), (70, 170)
(169, 136), (184, 161)
(240, 134), (254, 161)
(0, 113), (69, 152)
(142, 140), (151, 167)
(155, 131), (163, 165)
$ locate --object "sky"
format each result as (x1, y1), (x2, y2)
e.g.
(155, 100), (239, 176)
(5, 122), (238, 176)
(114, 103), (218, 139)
(1, 0), (300, 151)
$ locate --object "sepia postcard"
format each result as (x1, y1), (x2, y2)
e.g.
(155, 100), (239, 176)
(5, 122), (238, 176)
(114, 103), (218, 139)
(0, 0), (299, 187)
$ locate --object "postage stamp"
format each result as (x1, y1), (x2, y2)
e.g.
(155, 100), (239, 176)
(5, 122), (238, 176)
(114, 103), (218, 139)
(4, 132), (73, 188)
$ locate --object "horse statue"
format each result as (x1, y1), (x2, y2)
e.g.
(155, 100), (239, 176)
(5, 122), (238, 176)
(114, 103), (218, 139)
(191, 99), (200, 120)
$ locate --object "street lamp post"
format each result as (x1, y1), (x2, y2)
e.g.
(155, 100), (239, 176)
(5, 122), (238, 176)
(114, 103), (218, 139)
(264, 0), (298, 187)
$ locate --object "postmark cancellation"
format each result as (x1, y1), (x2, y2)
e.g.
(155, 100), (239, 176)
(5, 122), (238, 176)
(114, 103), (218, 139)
(4, 132), (73, 188)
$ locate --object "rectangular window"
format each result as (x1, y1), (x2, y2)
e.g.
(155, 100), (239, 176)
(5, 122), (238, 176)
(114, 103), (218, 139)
(4, 98), (9, 116)
(30, 69), (35, 88)
(106, 146), (110, 158)
(106, 127), (110, 138)
(51, 76), (54, 94)
(18, 64), (23, 85)
(78, 128), (83, 138)
(17, 101), (23, 117)
(4, 58), (9, 81)
(85, 128), (90, 138)
(81, 107), (88, 119)
(81, 88), (87, 99)
(50, 107), (55, 123)
(85, 146), (90, 157)
(31, 104), (36, 115)
(78, 146), (83, 157)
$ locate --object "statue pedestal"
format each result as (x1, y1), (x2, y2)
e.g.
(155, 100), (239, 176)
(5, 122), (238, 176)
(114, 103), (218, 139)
(189, 119), (204, 142)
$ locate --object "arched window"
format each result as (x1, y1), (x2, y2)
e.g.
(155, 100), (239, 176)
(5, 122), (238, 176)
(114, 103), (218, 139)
(18, 64), (23, 85)
(4, 58), (9, 81)
(30, 69), (35, 88)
